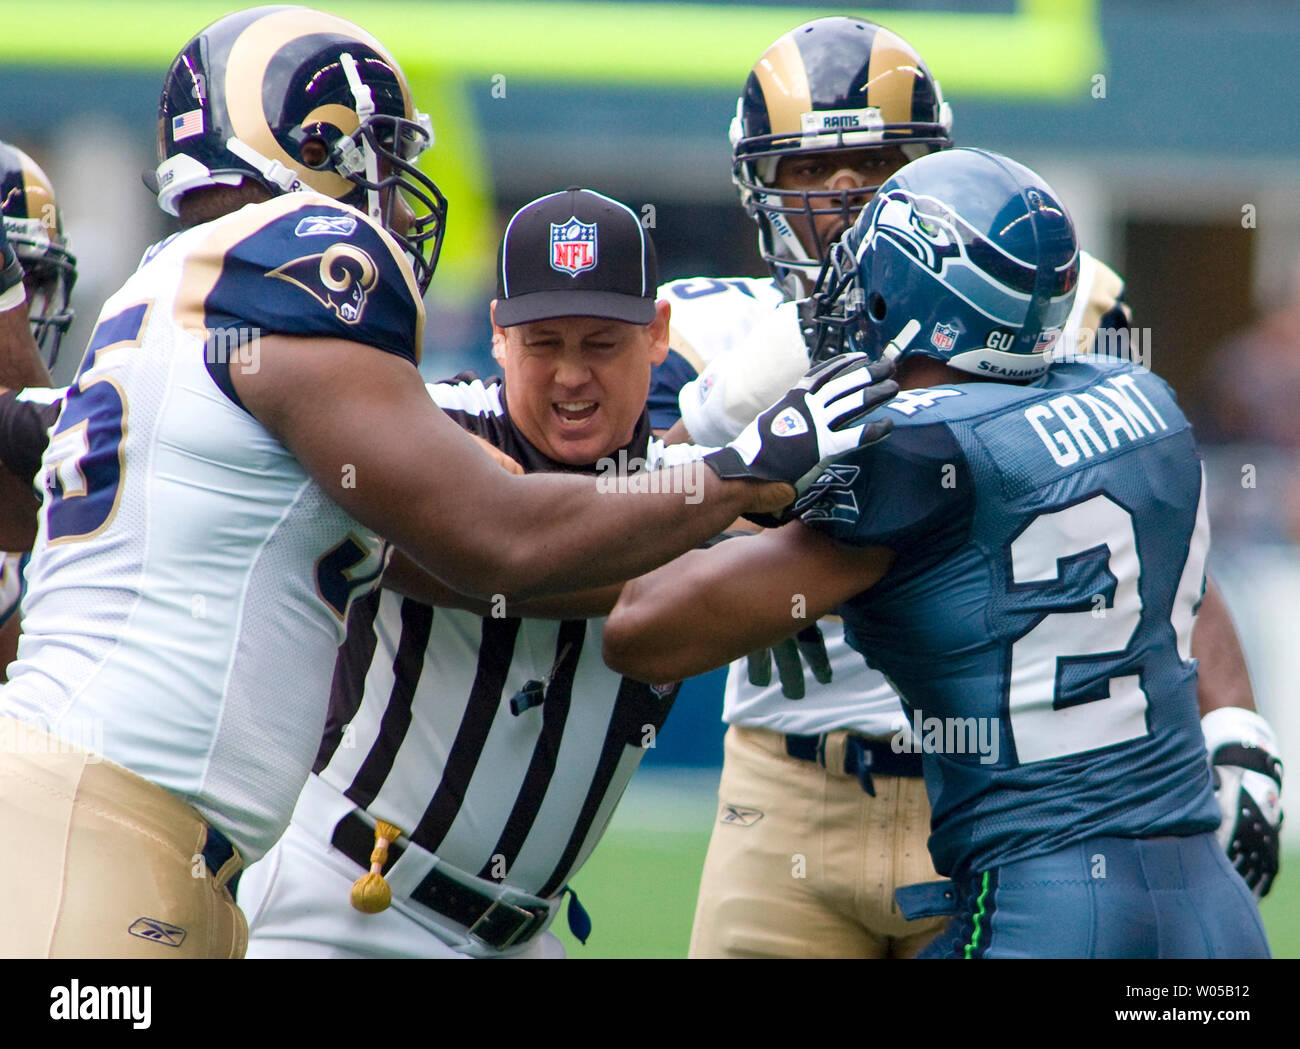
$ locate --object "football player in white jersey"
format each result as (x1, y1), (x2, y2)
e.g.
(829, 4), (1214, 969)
(647, 17), (1281, 958)
(0, 8), (896, 958)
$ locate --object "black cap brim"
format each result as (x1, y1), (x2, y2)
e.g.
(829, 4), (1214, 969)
(494, 289), (656, 326)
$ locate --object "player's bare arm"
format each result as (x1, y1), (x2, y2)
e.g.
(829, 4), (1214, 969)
(234, 334), (791, 601)
(384, 549), (623, 618)
(0, 307), (49, 390)
(0, 460), (37, 551)
(1194, 577), (1256, 714)
(604, 522), (892, 683)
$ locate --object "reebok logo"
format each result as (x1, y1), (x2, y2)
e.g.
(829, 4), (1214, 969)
(128, 916), (187, 947)
(720, 804), (764, 827)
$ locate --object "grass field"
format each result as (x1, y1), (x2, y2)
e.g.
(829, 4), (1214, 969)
(555, 769), (1300, 959)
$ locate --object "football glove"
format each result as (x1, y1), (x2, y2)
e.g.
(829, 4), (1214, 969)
(1202, 706), (1284, 898)
(702, 353), (896, 517)
(1, 220), (26, 313)
(746, 623), (833, 700)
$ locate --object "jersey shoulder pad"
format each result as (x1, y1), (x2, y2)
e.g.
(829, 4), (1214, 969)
(426, 374), (509, 445)
(426, 374), (504, 416)
(177, 194), (424, 366)
(1064, 251), (1131, 355)
(646, 349), (702, 430)
(659, 276), (784, 369)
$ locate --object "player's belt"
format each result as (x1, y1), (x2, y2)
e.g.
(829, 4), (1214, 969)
(784, 731), (923, 796)
(331, 812), (551, 951)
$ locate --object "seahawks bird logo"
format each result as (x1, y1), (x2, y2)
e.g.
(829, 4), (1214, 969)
(868, 191), (962, 276)
(268, 243), (378, 324)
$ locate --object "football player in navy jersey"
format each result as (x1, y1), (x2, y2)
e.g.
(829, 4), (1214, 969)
(605, 148), (1272, 958)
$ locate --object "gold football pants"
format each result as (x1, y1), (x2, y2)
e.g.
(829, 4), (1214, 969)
(690, 724), (945, 958)
(0, 717), (247, 958)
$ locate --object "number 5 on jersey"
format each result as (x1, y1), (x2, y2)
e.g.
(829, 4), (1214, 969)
(44, 302), (151, 544)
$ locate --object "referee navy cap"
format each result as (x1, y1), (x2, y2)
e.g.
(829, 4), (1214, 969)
(495, 187), (658, 326)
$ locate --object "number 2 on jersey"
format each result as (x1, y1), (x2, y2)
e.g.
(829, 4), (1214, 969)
(45, 302), (151, 544)
(1005, 488), (1205, 764)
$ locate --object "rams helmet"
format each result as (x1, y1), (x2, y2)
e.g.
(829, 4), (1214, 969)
(0, 141), (76, 367)
(149, 5), (446, 293)
(731, 17), (953, 298)
(810, 148), (1079, 381)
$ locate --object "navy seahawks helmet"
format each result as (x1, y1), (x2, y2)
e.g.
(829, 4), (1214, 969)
(809, 148), (1079, 381)
(149, 6), (446, 293)
(0, 141), (76, 367)
(731, 17), (953, 298)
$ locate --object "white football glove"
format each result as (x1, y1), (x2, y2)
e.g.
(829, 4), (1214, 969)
(702, 353), (896, 522)
(1202, 707), (1284, 898)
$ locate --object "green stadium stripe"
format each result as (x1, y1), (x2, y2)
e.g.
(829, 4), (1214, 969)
(963, 870), (991, 959)
(0, 1), (1103, 99)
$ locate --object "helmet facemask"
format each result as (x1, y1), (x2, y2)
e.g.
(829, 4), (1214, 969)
(2, 212), (76, 370)
(729, 17), (954, 300)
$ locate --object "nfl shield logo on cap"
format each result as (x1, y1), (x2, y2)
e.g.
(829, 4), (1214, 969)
(550, 218), (598, 276)
(930, 322), (957, 351)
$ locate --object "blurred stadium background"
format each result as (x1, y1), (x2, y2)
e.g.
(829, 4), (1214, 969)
(3, 0), (1297, 956)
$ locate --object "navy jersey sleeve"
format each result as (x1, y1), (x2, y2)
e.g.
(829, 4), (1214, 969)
(646, 349), (699, 430)
(800, 421), (975, 571)
(191, 199), (424, 407)
(0, 388), (60, 484)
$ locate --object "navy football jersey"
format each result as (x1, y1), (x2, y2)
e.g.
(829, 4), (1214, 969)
(176, 196), (425, 408)
(800, 357), (1219, 877)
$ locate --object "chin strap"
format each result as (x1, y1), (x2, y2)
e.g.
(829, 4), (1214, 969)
(339, 52), (383, 225)
(224, 137), (304, 195)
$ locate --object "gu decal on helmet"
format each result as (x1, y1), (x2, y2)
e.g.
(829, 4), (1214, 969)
(930, 323), (957, 351)
(769, 407), (808, 438)
(550, 218), (597, 276)
(268, 243), (379, 324)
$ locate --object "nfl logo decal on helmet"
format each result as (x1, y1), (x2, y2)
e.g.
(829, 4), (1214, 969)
(930, 323), (957, 351)
(550, 218), (598, 277)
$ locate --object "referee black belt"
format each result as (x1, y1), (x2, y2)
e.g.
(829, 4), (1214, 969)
(784, 732), (923, 796)
(331, 812), (550, 950)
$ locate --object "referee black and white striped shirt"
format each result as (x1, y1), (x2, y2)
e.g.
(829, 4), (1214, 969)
(306, 375), (680, 906)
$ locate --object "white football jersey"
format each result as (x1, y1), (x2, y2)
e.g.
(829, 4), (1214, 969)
(0, 192), (423, 861)
(660, 254), (1131, 738)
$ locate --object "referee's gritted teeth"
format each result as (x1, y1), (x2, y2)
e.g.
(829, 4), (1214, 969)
(489, 188), (672, 467)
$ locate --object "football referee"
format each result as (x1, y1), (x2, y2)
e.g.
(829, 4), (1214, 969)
(240, 189), (697, 958)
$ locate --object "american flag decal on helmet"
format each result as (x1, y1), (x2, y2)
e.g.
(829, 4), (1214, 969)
(171, 110), (205, 142)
